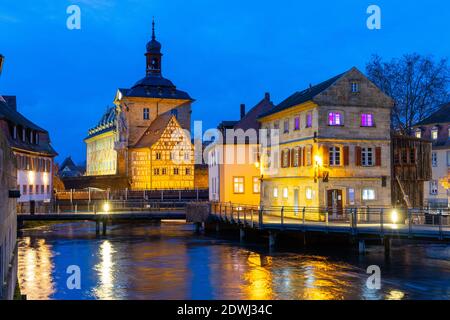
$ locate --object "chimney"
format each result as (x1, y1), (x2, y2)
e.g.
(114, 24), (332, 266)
(265, 92), (270, 100)
(240, 103), (246, 119)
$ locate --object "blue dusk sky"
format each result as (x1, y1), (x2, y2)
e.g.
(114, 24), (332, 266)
(1, 0), (450, 164)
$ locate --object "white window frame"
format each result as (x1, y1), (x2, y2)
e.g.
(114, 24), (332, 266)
(282, 187), (288, 199)
(329, 146), (341, 166)
(305, 187), (313, 200)
(273, 187), (278, 198)
(431, 128), (438, 140)
(351, 81), (360, 93)
(430, 180), (438, 195)
(252, 177), (260, 194)
(362, 188), (376, 201)
(432, 152), (438, 167)
(361, 147), (374, 167)
(233, 177), (244, 194)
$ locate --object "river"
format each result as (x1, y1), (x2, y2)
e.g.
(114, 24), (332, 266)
(17, 221), (450, 300)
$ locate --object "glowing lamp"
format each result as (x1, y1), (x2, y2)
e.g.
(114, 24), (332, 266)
(254, 161), (260, 169)
(28, 171), (35, 184)
(314, 155), (323, 166)
(103, 202), (110, 213)
(390, 210), (399, 224)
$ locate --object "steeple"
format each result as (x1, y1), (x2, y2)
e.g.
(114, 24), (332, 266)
(145, 18), (163, 77)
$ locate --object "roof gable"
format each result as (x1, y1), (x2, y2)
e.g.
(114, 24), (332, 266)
(414, 103), (450, 126)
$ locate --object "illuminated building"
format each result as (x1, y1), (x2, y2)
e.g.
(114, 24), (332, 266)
(258, 67), (394, 219)
(85, 20), (194, 190)
(412, 103), (450, 208)
(206, 94), (274, 206)
(0, 95), (57, 206)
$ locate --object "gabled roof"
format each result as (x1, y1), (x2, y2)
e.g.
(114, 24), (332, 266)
(414, 103), (450, 126)
(132, 113), (177, 148)
(258, 71), (346, 119)
(0, 95), (46, 132)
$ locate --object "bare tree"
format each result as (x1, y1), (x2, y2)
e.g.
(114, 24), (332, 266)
(366, 53), (450, 134)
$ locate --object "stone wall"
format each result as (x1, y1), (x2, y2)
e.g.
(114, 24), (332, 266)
(0, 133), (17, 300)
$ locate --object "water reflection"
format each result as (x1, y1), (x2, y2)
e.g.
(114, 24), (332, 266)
(17, 222), (450, 300)
(18, 237), (55, 300)
(93, 241), (115, 299)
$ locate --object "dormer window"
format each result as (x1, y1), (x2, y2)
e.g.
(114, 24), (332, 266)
(30, 130), (34, 144)
(13, 126), (17, 139)
(431, 127), (438, 140)
(35, 132), (39, 145)
(351, 81), (360, 93)
(415, 129), (422, 139)
(328, 112), (343, 126)
(22, 128), (26, 142)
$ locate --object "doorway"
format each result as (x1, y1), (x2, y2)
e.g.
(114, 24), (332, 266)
(327, 189), (343, 217)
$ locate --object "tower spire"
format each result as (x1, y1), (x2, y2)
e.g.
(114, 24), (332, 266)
(152, 17), (156, 40)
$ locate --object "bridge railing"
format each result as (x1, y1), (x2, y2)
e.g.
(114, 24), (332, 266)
(210, 202), (450, 237)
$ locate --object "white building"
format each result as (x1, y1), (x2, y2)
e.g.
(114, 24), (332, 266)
(0, 95), (57, 211)
(414, 103), (450, 208)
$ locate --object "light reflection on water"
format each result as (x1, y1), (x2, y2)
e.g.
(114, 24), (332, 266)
(17, 222), (450, 300)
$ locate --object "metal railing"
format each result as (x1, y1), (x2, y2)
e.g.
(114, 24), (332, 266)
(210, 202), (450, 239)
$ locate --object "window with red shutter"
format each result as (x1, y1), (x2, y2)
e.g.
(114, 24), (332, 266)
(355, 146), (362, 166)
(375, 147), (382, 166)
(343, 146), (349, 166)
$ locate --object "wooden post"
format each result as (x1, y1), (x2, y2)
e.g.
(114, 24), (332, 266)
(259, 206), (264, 229)
(102, 220), (107, 236)
(380, 208), (384, 238)
(269, 231), (276, 248)
(384, 236), (391, 256)
(281, 206), (284, 226)
(239, 228), (245, 242)
(408, 209), (412, 238)
(251, 209), (254, 228)
(439, 209), (443, 240)
(358, 239), (366, 254)
(96, 221), (100, 236)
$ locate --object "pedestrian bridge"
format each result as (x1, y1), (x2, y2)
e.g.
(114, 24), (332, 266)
(209, 203), (450, 246)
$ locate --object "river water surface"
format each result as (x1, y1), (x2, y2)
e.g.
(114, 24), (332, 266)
(17, 221), (450, 300)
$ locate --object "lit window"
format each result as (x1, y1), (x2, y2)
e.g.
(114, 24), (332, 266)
(432, 128), (438, 140)
(306, 112), (312, 128)
(185, 168), (191, 175)
(361, 147), (374, 166)
(351, 82), (360, 93)
(294, 117), (300, 130)
(273, 187), (278, 198)
(361, 114), (374, 127)
(329, 146), (341, 166)
(305, 187), (313, 200)
(328, 112), (342, 126)
(415, 130), (422, 139)
(173, 168), (179, 175)
(156, 152), (161, 160)
(143, 108), (150, 120)
(348, 188), (355, 205)
(233, 177), (244, 194)
(22, 185), (27, 195)
(430, 181), (438, 195)
(161, 168), (167, 175)
(283, 187), (288, 199)
(153, 168), (160, 175)
(432, 152), (438, 167)
(362, 188), (376, 200)
(253, 177), (260, 194)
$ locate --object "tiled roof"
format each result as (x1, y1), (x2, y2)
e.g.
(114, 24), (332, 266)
(0, 95), (46, 132)
(132, 113), (175, 148)
(87, 107), (116, 138)
(121, 75), (192, 100)
(415, 103), (450, 126)
(234, 94), (274, 131)
(258, 71), (346, 119)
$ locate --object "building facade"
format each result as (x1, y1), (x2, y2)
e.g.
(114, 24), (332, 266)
(207, 94), (274, 206)
(0, 95), (57, 208)
(85, 21), (195, 190)
(0, 54), (17, 300)
(258, 68), (394, 219)
(413, 103), (450, 207)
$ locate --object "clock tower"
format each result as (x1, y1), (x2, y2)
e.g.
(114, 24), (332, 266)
(145, 19), (162, 76)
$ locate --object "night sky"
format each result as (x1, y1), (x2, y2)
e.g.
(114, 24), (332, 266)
(1, 0), (450, 164)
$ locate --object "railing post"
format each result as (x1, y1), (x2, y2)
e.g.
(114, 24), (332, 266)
(325, 210), (329, 226)
(281, 206), (284, 227)
(238, 206), (241, 224)
(408, 209), (412, 238)
(302, 207), (306, 227)
(380, 208), (384, 237)
(259, 206), (264, 229)
(251, 209), (254, 228)
(439, 209), (443, 240)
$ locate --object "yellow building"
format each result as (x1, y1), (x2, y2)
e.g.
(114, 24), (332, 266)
(207, 94), (274, 206)
(258, 68), (394, 220)
(130, 114), (194, 190)
(85, 21), (195, 190)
